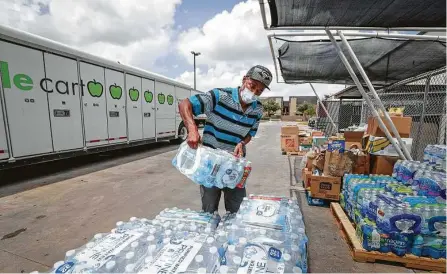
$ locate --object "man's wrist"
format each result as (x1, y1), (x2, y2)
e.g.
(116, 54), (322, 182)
(240, 140), (246, 146)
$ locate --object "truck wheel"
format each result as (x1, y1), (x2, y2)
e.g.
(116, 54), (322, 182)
(171, 123), (187, 144)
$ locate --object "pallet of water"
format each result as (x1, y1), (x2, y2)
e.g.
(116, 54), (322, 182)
(340, 174), (446, 259)
(37, 199), (308, 274)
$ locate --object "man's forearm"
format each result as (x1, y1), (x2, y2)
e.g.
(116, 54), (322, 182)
(179, 99), (198, 133)
(241, 135), (252, 145)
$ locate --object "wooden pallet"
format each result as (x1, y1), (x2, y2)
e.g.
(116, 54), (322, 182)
(330, 202), (446, 272)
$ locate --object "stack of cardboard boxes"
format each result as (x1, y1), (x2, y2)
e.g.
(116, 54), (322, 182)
(365, 115), (412, 175)
(301, 113), (413, 206)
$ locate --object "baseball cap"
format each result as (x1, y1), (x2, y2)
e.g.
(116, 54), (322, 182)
(246, 65), (273, 90)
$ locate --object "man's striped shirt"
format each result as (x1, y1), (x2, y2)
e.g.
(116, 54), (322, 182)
(188, 87), (263, 153)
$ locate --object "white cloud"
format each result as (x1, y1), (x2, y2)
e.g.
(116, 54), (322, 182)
(0, 0), (181, 68)
(175, 0), (345, 100)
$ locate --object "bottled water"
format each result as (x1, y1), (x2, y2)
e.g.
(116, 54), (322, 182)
(172, 142), (252, 189)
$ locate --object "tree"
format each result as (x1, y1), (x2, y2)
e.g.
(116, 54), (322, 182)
(296, 102), (316, 120)
(263, 100), (281, 117)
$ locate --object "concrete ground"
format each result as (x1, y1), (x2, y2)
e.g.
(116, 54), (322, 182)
(0, 121), (412, 273)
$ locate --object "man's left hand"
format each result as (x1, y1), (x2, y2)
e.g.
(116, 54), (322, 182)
(233, 143), (244, 158)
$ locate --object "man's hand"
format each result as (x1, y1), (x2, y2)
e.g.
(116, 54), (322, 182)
(187, 128), (201, 149)
(233, 142), (244, 158)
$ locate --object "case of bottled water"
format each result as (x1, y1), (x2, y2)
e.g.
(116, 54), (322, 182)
(423, 145), (446, 172)
(172, 142), (252, 189)
(214, 195), (308, 273)
(341, 164), (446, 259)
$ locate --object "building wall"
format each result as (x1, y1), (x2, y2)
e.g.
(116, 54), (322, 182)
(289, 96), (318, 116)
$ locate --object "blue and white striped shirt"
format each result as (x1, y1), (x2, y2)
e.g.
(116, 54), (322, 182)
(188, 87), (263, 153)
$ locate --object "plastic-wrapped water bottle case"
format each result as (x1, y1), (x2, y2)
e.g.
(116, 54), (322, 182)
(172, 142), (252, 189)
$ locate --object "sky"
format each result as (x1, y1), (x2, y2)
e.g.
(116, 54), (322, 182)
(0, 0), (347, 100)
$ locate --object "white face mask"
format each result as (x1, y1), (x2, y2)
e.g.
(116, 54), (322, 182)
(240, 87), (258, 104)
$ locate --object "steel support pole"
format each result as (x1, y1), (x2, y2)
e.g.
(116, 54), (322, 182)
(414, 74), (433, 154)
(325, 30), (407, 160)
(337, 30), (413, 160)
(309, 83), (337, 134)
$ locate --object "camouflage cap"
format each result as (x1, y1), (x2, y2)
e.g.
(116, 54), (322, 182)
(246, 65), (273, 90)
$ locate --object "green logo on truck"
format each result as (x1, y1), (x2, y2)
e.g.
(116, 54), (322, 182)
(0, 60), (104, 98)
(158, 93), (165, 104)
(129, 87), (139, 101)
(167, 94), (174, 105)
(87, 80), (103, 97)
(109, 84), (123, 99)
(144, 90), (153, 103)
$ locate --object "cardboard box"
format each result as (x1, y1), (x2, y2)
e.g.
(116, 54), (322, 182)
(281, 125), (300, 135)
(370, 155), (399, 175)
(367, 116), (412, 138)
(312, 136), (328, 147)
(311, 131), (324, 137)
(302, 168), (312, 188)
(281, 135), (299, 152)
(366, 136), (413, 157)
(352, 153), (370, 175)
(309, 175), (341, 201)
(344, 131), (364, 143)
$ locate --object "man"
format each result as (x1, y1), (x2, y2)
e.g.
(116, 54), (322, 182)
(178, 65), (273, 213)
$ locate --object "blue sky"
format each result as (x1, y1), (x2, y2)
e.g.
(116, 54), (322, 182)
(154, 0), (244, 78)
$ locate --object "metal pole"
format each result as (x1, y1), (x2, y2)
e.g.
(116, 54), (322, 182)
(258, 0), (268, 29)
(309, 83), (337, 134)
(264, 25), (446, 32)
(268, 36), (280, 83)
(268, 32), (446, 41)
(325, 29), (407, 160)
(337, 30), (413, 160)
(193, 54), (196, 90)
(414, 73), (433, 158)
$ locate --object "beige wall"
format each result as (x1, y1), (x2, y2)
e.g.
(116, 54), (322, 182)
(289, 97), (297, 115)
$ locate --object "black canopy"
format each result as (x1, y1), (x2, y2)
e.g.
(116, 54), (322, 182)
(268, 0), (446, 28)
(276, 37), (446, 85)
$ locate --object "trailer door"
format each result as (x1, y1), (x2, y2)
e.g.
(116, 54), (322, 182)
(0, 41), (53, 157)
(0, 99), (9, 160)
(155, 81), (176, 137)
(44, 53), (83, 151)
(105, 69), (127, 144)
(79, 62), (108, 147)
(126, 74), (143, 141)
(175, 87), (191, 133)
(142, 78), (155, 139)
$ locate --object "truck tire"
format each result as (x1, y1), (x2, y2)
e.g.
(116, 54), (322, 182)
(171, 122), (188, 144)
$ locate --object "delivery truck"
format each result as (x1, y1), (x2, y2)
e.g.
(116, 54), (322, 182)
(0, 25), (205, 168)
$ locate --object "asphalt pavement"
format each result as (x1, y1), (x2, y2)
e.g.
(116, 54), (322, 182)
(0, 121), (412, 273)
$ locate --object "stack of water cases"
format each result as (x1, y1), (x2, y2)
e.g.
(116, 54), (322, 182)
(340, 146), (446, 259)
(216, 195), (308, 273)
(43, 208), (222, 274)
(172, 142), (252, 189)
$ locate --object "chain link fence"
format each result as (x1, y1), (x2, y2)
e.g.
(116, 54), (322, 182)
(317, 67), (446, 160)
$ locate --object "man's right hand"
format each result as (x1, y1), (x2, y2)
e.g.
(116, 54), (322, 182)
(187, 128), (201, 149)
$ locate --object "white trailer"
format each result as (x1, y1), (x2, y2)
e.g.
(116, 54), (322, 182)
(0, 25), (194, 168)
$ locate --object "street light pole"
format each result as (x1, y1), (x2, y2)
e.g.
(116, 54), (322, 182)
(191, 51), (201, 90)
